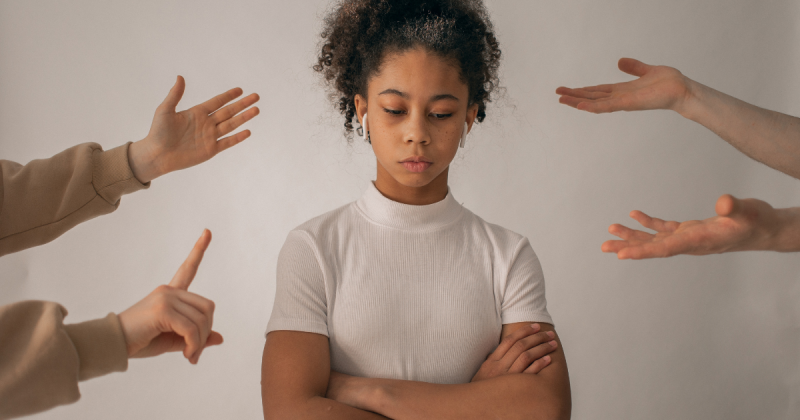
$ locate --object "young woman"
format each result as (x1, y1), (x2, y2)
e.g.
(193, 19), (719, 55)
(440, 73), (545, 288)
(261, 1), (571, 418)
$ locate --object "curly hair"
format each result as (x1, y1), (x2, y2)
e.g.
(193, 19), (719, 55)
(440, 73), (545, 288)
(314, 0), (502, 140)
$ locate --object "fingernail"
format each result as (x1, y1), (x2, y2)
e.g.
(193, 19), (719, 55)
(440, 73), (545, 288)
(547, 331), (555, 338)
(543, 356), (551, 363)
(531, 323), (540, 331)
(549, 340), (558, 348)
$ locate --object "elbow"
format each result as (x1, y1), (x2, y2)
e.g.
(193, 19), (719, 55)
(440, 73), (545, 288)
(513, 374), (571, 420)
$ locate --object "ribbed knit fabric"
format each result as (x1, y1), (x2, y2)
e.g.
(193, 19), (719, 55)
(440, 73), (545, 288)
(266, 182), (553, 384)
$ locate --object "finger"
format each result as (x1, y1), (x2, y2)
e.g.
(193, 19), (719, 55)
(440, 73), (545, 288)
(175, 289), (216, 336)
(617, 242), (673, 260)
(500, 331), (555, 371)
(508, 339), (558, 373)
(618, 58), (651, 77)
(629, 211), (680, 233)
(576, 97), (630, 114)
(199, 87), (244, 114)
(554, 87), (611, 100)
(170, 229), (212, 290)
(558, 95), (585, 109)
(601, 239), (629, 253)
(608, 223), (653, 242)
(171, 299), (211, 363)
(164, 309), (202, 363)
(216, 106), (260, 138)
(490, 323), (541, 361)
(159, 75), (186, 113)
(523, 355), (552, 374)
(211, 93), (260, 124)
(715, 194), (739, 217)
(216, 129), (252, 154)
(205, 331), (224, 348)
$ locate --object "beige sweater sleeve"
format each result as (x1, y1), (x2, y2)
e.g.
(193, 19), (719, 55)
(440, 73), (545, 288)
(0, 142), (148, 419)
(0, 142), (148, 257)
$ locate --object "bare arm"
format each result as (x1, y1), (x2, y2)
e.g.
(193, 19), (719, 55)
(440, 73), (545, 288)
(326, 323), (571, 420)
(556, 58), (800, 179)
(261, 331), (389, 420)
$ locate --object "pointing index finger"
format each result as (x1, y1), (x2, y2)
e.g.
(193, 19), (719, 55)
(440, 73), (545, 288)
(169, 229), (212, 290)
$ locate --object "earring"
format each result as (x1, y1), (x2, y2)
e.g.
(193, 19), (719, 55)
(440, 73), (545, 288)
(362, 113), (371, 144)
(459, 122), (468, 148)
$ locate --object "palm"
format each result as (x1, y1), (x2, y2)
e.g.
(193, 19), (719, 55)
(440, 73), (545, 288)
(140, 76), (260, 178)
(556, 58), (689, 114)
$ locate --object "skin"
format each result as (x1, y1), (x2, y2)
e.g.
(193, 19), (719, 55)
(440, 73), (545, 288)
(119, 77), (259, 361)
(261, 47), (570, 420)
(557, 58), (800, 259)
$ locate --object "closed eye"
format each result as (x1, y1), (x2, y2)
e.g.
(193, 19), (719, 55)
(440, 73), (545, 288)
(431, 113), (453, 120)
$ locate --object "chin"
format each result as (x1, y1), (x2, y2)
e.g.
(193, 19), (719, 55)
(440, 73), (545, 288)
(397, 174), (435, 188)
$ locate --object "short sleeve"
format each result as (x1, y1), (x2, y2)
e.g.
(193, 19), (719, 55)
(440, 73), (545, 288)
(500, 238), (554, 326)
(265, 230), (329, 337)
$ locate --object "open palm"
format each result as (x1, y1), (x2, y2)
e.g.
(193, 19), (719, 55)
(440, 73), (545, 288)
(556, 58), (691, 114)
(602, 195), (777, 259)
(130, 76), (260, 182)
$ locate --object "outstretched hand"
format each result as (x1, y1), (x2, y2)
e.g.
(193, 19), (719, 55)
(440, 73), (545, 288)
(128, 76), (260, 183)
(118, 229), (222, 363)
(556, 58), (691, 115)
(602, 195), (780, 259)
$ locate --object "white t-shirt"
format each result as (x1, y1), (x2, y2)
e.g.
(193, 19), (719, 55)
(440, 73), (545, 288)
(266, 182), (553, 384)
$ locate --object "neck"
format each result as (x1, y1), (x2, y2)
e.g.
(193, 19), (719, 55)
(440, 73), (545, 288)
(374, 164), (449, 205)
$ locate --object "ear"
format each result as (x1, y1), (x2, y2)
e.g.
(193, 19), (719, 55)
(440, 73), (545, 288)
(465, 103), (480, 133)
(354, 93), (368, 125)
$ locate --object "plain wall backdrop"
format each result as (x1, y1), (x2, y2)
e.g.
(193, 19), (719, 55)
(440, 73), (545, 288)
(1, 0), (799, 418)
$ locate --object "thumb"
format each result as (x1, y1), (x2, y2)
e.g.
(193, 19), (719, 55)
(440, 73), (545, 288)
(618, 58), (651, 77)
(715, 194), (740, 217)
(204, 331), (224, 348)
(169, 229), (212, 290)
(160, 75), (186, 113)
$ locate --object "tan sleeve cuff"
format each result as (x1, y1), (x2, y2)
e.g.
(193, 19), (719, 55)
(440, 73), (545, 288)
(64, 313), (128, 381)
(92, 142), (149, 205)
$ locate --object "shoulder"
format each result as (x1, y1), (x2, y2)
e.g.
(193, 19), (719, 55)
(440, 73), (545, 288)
(282, 201), (359, 250)
(460, 208), (530, 255)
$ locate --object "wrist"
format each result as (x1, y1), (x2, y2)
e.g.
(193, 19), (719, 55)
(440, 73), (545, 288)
(128, 138), (163, 183)
(673, 76), (703, 120)
(767, 207), (800, 252)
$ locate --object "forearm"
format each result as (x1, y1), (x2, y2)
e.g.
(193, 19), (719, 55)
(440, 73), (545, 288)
(677, 79), (800, 179)
(0, 301), (128, 420)
(356, 374), (570, 420)
(0, 142), (148, 256)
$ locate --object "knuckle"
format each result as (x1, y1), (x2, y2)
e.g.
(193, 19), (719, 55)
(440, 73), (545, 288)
(511, 340), (528, 353)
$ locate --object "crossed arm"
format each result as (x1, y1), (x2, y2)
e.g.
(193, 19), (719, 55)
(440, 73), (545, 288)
(261, 323), (570, 420)
(557, 58), (800, 259)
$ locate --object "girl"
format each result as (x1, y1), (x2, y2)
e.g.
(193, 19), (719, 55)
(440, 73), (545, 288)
(262, 1), (570, 418)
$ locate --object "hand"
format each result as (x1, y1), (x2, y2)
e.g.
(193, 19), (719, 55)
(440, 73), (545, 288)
(118, 229), (222, 363)
(128, 76), (260, 183)
(471, 323), (558, 382)
(556, 58), (692, 115)
(602, 194), (780, 259)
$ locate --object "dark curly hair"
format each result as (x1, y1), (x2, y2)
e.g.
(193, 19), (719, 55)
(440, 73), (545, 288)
(314, 0), (502, 140)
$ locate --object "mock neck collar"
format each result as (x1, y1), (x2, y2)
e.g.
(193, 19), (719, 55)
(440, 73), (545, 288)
(355, 182), (464, 231)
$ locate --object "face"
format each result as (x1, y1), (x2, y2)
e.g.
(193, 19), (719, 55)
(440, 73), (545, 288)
(354, 47), (479, 204)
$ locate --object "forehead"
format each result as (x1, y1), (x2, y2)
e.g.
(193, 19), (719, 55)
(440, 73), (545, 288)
(368, 48), (467, 99)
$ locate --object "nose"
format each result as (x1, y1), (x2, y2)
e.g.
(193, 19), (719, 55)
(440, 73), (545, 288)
(403, 111), (431, 146)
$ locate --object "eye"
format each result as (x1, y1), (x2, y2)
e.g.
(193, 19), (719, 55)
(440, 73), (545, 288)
(431, 113), (453, 120)
(383, 108), (404, 116)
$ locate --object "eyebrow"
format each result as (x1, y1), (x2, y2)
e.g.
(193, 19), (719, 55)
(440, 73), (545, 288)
(378, 89), (460, 102)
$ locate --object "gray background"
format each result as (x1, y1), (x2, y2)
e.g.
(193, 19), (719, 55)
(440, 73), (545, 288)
(1, 0), (799, 418)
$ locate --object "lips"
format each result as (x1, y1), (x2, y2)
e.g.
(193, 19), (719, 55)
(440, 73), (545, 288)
(400, 156), (432, 173)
